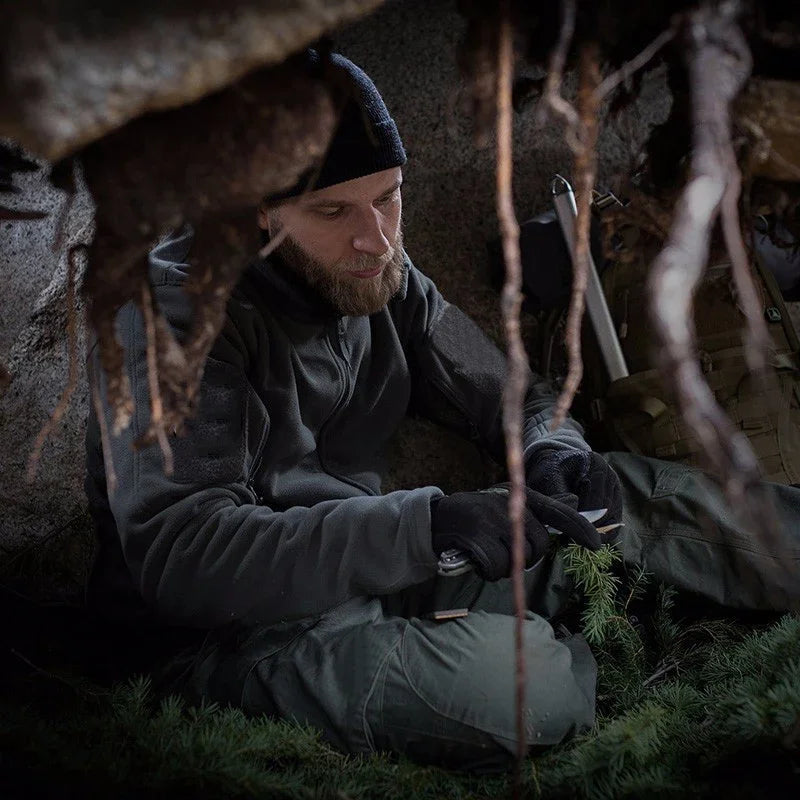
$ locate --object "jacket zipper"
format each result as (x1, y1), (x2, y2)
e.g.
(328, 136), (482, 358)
(317, 320), (376, 495)
(245, 387), (270, 504)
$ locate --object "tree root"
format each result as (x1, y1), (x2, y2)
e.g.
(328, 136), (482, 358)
(74, 56), (336, 485)
(647, 3), (764, 498)
(139, 278), (174, 475)
(88, 358), (117, 497)
(18, 55), (340, 494)
(594, 27), (676, 102)
(537, 0), (580, 140)
(720, 170), (771, 376)
(550, 44), (600, 431)
(496, 2), (529, 787)
(82, 243), (141, 436)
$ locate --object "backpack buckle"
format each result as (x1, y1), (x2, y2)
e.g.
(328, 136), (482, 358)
(592, 189), (628, 212)
(765, 306), (783, 323)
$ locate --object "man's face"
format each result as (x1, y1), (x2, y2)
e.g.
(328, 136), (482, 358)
(258, 167), (405, 317)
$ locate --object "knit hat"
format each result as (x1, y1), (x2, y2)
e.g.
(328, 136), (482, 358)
(266, 50), (406, 202)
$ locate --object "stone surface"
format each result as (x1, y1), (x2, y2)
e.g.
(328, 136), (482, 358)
(0, 0), (671, 591)
(0, 149), (94, 575)
(0, 0), (384, 161)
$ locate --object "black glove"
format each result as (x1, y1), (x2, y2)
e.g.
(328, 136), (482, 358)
(430, 486), (603, 582)
(526, 449), (623, 529)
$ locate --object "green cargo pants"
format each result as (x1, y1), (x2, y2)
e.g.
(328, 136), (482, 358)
(178, 453), (800, 770)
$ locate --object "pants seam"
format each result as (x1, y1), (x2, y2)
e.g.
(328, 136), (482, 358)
(360, 637), (399, 754)
(636, 528), (800, 559)
(238, 625), (317, 708)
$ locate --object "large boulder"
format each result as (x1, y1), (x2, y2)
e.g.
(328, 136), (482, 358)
(0, 151), (94, 593)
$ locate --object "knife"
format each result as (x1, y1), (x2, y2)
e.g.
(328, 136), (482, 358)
(437, 507), (623, 577)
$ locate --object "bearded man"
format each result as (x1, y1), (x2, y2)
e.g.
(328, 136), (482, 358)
(85, 51), (800, 770)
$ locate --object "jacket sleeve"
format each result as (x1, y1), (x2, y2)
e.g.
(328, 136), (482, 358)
(97, 280), (441, 630)
(395, 257), (591, 468)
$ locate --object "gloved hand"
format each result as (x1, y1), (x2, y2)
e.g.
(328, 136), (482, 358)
(430, 486), (603, 582)
(525, 449), (623, 529)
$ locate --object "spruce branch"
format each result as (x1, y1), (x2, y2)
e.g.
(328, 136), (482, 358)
(562, 543), (623, 646)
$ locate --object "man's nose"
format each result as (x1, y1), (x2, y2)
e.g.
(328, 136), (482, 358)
(351, 207), (390, 256)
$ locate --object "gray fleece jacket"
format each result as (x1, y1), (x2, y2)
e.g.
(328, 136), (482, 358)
(85, 226), (589, 630)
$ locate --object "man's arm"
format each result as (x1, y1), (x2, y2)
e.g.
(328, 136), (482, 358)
(396, 256), (591, 468)
(93, 283), (440, 631)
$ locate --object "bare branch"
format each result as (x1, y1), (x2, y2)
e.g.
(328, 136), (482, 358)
(720, 169), (771, 375)
(140, 278), (175, 476)
(647, 5), (760, 497)
(83, 242), (141, 435)
(89, 359), (117, 497)
(551, 45), (601, 431)
(537, 0), (580, 134)
(496, 1), (529, 789)
(594, 28), (675, 101)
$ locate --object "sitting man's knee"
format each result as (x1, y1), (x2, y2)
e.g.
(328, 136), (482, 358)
(379, 615), (597, 764)
(519, 630), (597, 747)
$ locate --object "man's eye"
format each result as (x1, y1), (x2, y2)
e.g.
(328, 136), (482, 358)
(317, 207), (343, 219)
(377, 192), (397, 205)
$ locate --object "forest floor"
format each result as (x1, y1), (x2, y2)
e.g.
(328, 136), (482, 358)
(1, 545), (799, 799)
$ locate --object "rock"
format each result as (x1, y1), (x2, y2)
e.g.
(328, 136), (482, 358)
(0, 0), (384, 161)
(0, 147), (94, 582)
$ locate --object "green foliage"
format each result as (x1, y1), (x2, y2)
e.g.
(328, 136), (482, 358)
(562, 544), (623, 646)
(1, 672), (509, 799)
(530, 547), (800, 799)
(2, 551), (799, 798)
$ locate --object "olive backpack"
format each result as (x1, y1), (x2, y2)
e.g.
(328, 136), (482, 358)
(579, 193), (800, 484)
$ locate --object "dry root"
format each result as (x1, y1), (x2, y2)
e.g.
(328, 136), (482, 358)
(550, 44), (600, 430)
(38, 55), (339, 489)
(82, 242), (141, 436)
(139, 278), (174, 474)
(542, 2), (675, 431)
(647, 3), (766, 498)
(534, 0), (600, 432)
(537, 0), (580, 138)
(495, 2), (529, 788)
(88, 358), (117, 496)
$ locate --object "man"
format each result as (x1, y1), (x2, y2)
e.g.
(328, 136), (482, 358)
(85, 52), (800, 770)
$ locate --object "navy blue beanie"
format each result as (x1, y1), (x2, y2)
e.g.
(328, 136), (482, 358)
(267, 51), (406, 202)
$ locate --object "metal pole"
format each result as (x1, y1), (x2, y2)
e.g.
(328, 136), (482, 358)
(551, 174), (630, 382)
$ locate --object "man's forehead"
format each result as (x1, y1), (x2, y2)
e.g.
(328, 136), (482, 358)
(299, 167), (402, 206)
